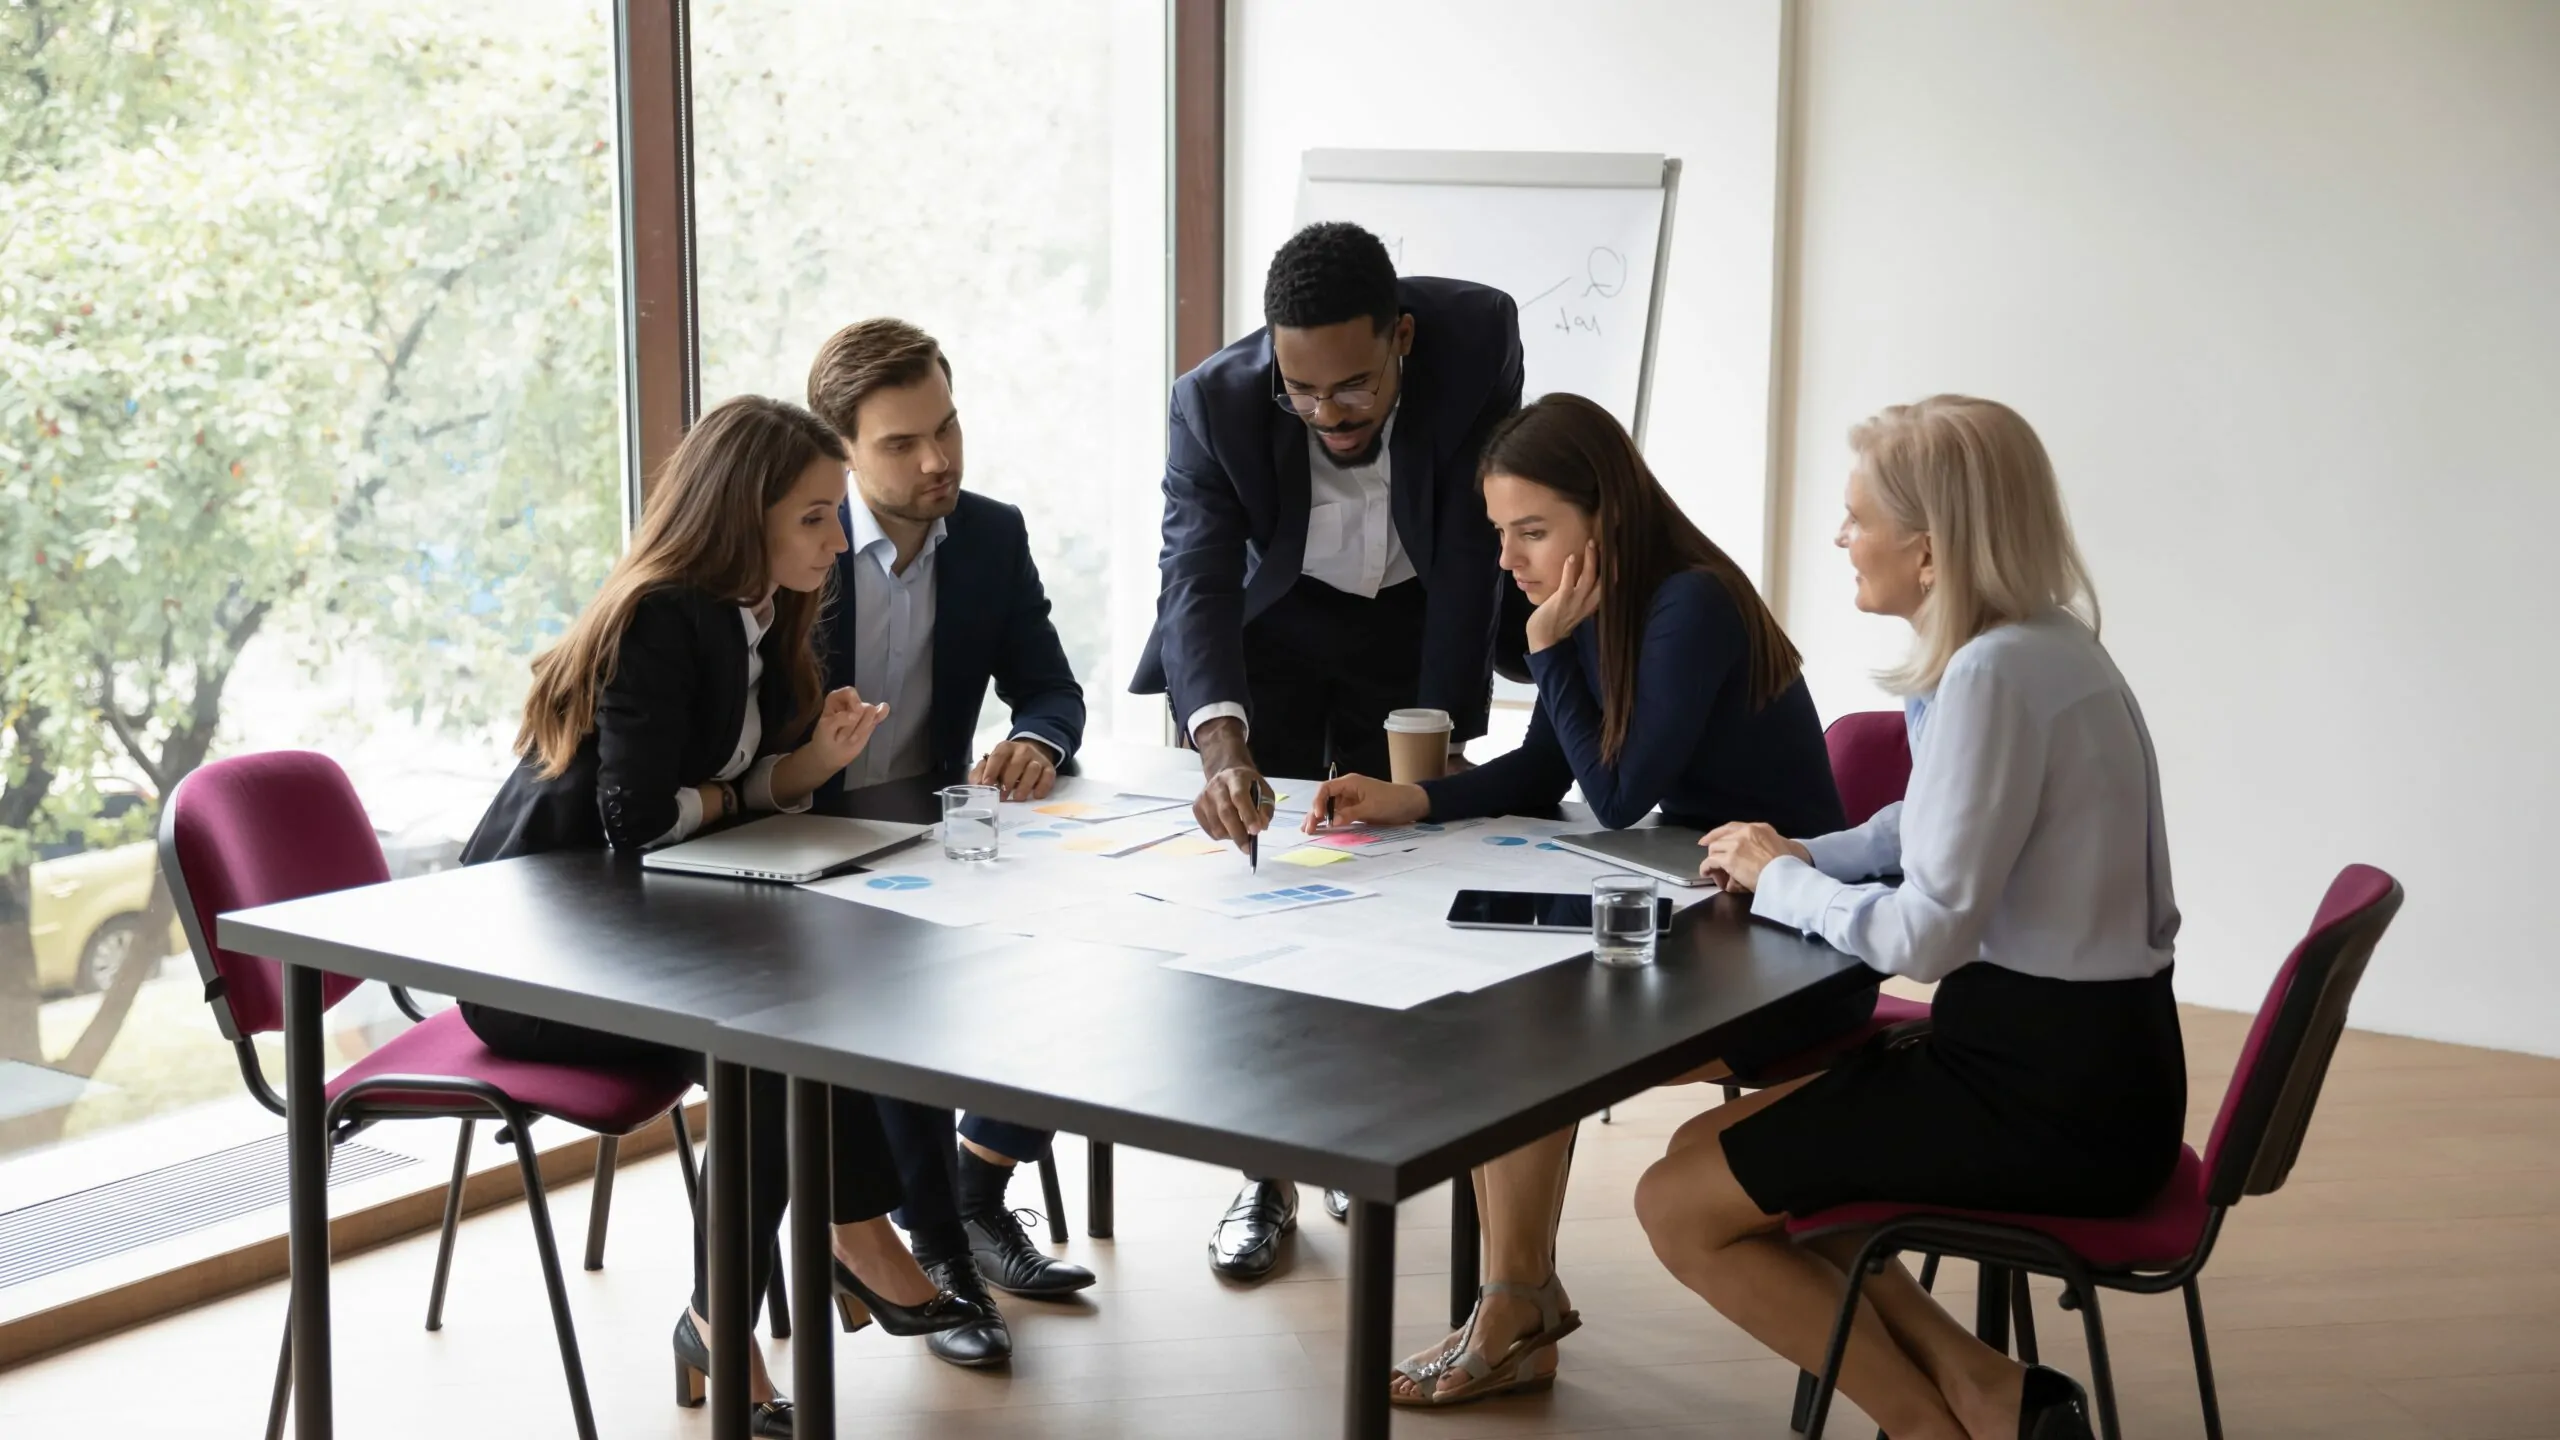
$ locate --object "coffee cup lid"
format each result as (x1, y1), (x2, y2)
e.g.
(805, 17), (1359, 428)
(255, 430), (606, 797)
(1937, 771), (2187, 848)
(1384, 708), (1453, 734)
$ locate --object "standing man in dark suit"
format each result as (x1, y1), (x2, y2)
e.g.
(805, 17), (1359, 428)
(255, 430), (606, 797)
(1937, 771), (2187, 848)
(1129, 223), (1525, 1280)
(807, 318), (1093, 1368)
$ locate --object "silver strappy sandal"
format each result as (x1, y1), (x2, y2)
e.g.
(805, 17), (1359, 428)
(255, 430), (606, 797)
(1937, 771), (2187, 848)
(1388, 1273), (1582, 1407)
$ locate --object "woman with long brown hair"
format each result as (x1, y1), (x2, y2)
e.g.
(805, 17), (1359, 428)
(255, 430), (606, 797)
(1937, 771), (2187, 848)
(460, 396), (977, 1437)
(1307, 393), (1861, 1406)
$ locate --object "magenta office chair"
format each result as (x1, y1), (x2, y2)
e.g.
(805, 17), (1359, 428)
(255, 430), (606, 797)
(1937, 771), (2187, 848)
(163, 751), (697, 1440)
(1786, 864), (2406, 1440)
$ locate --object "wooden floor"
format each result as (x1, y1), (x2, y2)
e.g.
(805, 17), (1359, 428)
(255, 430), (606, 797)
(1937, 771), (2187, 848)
(3, 1004), (2555, 1438)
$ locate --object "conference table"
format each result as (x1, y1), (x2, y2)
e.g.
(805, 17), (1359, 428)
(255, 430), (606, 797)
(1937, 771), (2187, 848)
(220, 745), (1874, 1440)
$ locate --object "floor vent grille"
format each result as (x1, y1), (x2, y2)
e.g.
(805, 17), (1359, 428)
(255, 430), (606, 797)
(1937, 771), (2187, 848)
(0, 1133), (415, 1289)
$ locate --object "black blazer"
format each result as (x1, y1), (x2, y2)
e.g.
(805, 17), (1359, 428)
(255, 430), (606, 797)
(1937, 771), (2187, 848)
(1129, 276), (1524, 742)
(816, 491), (1084, 800)
(462, 585), (805, 862)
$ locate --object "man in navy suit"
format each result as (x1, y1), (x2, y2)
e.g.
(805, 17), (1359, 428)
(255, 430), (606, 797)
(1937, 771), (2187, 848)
(1130, 223), (1525, 1280)
(807, 318), (1091, 1368)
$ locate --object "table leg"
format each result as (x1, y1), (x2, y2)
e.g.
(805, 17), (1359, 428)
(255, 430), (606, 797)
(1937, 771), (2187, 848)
(1345, 1198), (1395, 1440)
(1086, 1138), (1114, 1238)
(1448, 1177), (1480, 1329)
(789, 1079), (835, 1440)
(1975, 1262), (2013, 1353)
(708, 1060), (752, 1440)
(284, 962), (332, 1440)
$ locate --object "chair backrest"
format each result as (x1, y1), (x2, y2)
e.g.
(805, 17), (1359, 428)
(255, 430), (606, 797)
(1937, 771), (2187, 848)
(1824, 711), (1912, 827)
(160, 751), (387, 1040)
(2201, 863), (2403, 1207)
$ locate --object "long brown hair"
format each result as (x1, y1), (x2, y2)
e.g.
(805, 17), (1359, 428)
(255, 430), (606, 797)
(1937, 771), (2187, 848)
(516, 396), (847, 779)
(1480, 394), (1803, 763)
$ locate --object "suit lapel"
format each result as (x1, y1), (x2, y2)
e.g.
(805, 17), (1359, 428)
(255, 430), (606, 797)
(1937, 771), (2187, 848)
(1266, 384), (1313, 585)
(1388, 374), (1436, 577)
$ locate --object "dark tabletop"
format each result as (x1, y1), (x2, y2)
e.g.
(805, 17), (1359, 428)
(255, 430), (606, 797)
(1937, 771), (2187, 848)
(219, 767), (1872, 1199)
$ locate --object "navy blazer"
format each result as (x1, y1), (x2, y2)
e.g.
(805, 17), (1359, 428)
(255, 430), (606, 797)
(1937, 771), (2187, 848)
(1129, 276), (1524, 743)
(818, 490), (1084, 800)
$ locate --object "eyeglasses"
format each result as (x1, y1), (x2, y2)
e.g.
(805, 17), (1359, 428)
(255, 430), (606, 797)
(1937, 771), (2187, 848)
(1272, 354), (1401, 419)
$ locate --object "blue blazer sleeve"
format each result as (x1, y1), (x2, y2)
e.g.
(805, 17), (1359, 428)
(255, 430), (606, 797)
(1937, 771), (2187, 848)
(1414, 301), (1523, 744)
(987, 509), (1085, 762)
(1153, 381), (1254, 729)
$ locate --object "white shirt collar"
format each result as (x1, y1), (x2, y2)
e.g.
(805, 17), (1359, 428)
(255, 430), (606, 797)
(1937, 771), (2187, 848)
(849, 500), (949, 574)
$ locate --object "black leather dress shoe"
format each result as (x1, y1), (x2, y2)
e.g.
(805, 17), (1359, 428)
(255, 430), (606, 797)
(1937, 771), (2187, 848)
(968, 1206), (1097, 1297)
(1209, 1177), (1298, 1281)
(1323, 1188), (1351, 1221)
(2018, 1364), (2096, 1440)
(920, 1256), (1011, 1368)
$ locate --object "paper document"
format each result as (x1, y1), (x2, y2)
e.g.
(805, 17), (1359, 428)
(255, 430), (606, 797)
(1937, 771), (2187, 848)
(1162, 942), (1468, 1010)
(1164, 880), (1377, 920)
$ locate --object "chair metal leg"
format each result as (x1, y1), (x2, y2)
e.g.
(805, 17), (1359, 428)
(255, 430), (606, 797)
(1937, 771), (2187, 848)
(1086, 1137), (1114, 1239)
(1788, 1367), (1816, 1432)
(2011, 1268), (2040, 1365)
(1802, 1232), (1888, 1439)
(265, 1305), (294, 1440)
(2183, 1278), (2225, 1440)
(1917, 1251), (1940, 1291)
(2063, 1280), (2123, 1440)
(1038, 1147), (1069, 1244)
(1975, 1262), (2013, 1352)
(1722, 1083), (1743, 1103)
(582, 1135), (619, 1272)
(424, 1119), (475, 1330)
(509, 1125), (599, 1440)
(768, 1265), (792, 1340)
(1600, 1105), (1613, 1122)
(671, 1105), (700, 1211)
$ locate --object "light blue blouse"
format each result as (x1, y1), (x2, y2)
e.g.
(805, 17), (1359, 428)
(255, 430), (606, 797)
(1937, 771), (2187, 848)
(1752, 610), (2179, 985)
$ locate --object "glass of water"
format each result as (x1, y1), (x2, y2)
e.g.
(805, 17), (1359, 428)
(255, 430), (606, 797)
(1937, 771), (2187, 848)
(938, 783), (1000, 862)
(1591, 873), (1659, 967)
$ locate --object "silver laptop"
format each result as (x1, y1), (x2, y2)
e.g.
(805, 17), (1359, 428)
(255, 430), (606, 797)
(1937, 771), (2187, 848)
(1551, 821), (1715, 889)
(641, 814), (932, 884)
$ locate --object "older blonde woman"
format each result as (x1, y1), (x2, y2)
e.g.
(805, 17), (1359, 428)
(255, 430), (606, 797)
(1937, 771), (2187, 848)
(1635, 397), (2184, 1440)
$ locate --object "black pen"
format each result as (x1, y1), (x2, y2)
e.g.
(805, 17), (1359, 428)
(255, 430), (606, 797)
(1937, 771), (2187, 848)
(1248, 777), (1274, 872)
(1324, 761), (1338, 830)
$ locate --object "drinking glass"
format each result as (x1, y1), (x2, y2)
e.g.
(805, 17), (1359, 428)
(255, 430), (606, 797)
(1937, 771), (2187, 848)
(1591, 874), (1659, 967)
(939, 783), (1000, 862)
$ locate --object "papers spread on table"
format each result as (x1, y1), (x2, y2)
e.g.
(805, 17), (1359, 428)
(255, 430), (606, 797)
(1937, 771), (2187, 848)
(797, 773), (1708, 1010)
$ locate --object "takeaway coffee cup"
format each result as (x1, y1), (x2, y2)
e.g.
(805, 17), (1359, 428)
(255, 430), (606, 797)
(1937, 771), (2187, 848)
(1384, 708), (1454, 785)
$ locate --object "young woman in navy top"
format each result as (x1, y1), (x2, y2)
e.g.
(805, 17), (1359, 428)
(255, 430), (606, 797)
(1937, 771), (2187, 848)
(1307, 393), (1861, 1406)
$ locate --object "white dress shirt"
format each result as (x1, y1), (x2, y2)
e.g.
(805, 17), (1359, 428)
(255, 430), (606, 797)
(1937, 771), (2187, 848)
(1186, 414), (1415, 743)
(1750, 609), (2180, 985)
(649, 601), (804, 847)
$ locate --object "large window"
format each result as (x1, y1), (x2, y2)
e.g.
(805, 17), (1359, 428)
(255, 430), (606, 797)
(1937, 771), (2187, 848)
(0, 0), (623, 1176)
(693, 0), (1171, 744)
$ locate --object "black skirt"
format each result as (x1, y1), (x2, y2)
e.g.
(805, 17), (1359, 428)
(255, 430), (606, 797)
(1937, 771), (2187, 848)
(1720, 961), (2186, 1219)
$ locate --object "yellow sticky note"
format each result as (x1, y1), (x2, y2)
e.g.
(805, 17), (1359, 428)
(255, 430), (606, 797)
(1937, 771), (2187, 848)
(1060, 835), (1120, 853)
(1275, 846), (1355, 867)
(1036, 801), (1099, 819)
(1159, 836), (1228, 857)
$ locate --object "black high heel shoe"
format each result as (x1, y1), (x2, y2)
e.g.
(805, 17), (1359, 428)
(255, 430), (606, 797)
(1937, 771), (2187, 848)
(830, 1255), (983, 1336)
(673, 1310), (795, 1438)
(2018, 1363), (2096, 1440)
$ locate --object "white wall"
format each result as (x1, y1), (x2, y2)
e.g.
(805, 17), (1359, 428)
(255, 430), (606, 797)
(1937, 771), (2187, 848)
(1780, 1), (2560, 1054)
(1226, 0), (1789, 583)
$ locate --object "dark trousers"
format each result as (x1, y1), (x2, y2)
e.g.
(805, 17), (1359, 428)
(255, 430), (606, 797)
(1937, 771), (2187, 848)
(877, 1098), (1053, 1262)
(460, 1002), (903, 1315)
(1234, 576), (1429, 1188)
(1239, 574), (1430, 780)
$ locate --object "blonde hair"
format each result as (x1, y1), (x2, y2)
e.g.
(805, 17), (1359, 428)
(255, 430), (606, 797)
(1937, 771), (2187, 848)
(1850, 395), (2099, 695)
